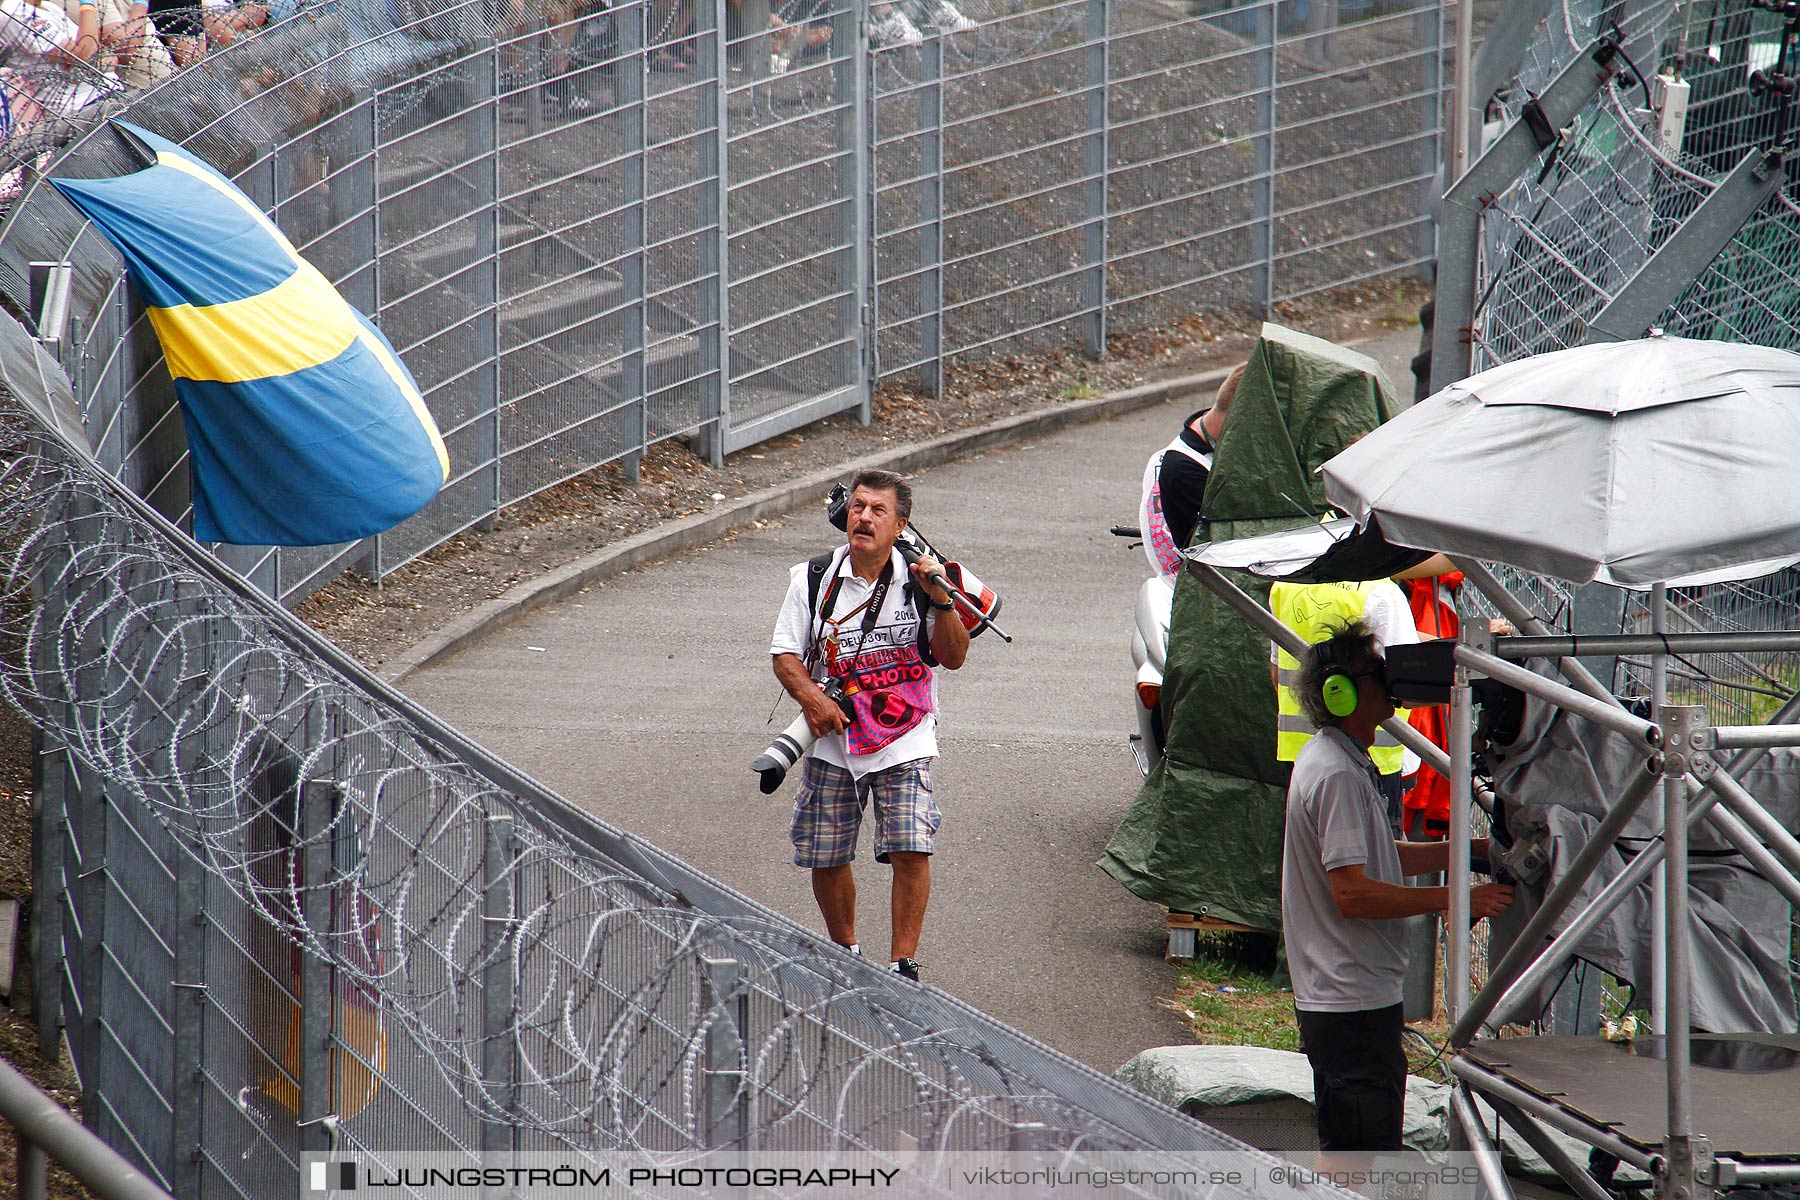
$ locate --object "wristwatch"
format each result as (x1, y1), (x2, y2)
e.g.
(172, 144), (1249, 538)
(928, 597), (954, 611)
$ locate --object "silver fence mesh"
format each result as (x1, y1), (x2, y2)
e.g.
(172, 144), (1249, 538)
(0, 0), (1453, 606)
(1, 391), (1303, 1196)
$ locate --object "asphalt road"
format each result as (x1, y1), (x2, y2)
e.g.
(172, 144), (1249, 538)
(400, 326), (1422, 1074)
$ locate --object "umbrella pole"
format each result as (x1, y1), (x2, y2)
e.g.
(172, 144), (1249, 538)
(1653, 579), (1701, 1197)
(1650, 584), (1668, 1037)
(1447, 659), (1473, 1024)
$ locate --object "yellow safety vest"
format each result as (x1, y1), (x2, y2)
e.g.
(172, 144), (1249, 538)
(1270, 580), (1410, 774)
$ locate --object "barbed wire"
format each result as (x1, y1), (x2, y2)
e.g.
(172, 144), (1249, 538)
(0, 404), (1256, 1174)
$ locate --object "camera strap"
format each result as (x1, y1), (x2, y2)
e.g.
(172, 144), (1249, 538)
(805, 551), (899, 694)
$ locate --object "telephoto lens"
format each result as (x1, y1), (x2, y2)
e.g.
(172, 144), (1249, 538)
(751, 714), (814, 794)
(751, 680), (856, 793)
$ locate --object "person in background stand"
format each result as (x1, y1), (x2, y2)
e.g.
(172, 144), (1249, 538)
(1138, 362), (1245, 582)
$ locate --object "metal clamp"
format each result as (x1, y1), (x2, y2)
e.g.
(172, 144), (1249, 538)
(1658, 706), (1708, 777)
(1459, 623), (1495, 661)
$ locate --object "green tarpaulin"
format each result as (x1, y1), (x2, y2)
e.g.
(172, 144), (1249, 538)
(1099, 323), (1398, 931)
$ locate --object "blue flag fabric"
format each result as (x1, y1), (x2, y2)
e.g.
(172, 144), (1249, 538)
(51, 122), (449, 547)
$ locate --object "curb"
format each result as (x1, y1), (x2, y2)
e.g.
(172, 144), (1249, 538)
(379, 366), (1234, 684)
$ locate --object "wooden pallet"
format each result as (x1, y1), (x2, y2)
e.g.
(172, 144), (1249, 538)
(1165, 911), (1258, 959)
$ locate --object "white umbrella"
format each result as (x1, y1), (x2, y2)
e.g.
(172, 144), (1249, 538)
(1320, 335), (1800, 589)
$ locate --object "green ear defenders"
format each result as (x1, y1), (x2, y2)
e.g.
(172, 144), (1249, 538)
(1315, 639), (1360, 719)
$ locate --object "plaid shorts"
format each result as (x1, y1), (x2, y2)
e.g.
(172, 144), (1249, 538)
(790, 757), (939, 868)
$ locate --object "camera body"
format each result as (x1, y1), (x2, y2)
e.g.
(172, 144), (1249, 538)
(750, 677), (857, 794)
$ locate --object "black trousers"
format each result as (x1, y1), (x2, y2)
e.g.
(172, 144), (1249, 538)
(1295, 1003), (1407, 1152)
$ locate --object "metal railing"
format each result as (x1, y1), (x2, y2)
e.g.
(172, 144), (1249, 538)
(0, 0), (1454, 607)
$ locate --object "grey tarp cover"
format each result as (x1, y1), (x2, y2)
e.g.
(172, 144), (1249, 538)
(1099, 324), (1397, 928)
(1115, 1046), (1643, 1181)
(1485, 672), (1799, 1032)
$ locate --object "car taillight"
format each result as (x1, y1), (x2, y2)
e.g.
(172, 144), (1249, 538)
(1136, 681), (1161, 710)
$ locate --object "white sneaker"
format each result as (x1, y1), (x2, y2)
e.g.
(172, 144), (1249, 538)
(922, 0), (975, 32)
(868, 6), (923, 47)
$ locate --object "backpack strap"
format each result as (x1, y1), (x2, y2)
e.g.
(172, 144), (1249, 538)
(803, 549), (844, 674)
(907, 578), (939, 667)
(805, 549), (837, 617)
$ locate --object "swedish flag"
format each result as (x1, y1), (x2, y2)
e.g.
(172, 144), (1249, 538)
(52, 122), (449, 547)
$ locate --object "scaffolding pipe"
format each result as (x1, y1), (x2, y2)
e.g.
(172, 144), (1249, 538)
(1450, 762), (1659, 1046)
(1700, 765), (1800, 899)
(1448, 1057), (1658, 1172)
(1449, 1086), (1514, 1200)
(1663, 769), (1694, 1152)
(1710, 723), (1800, 749)
(1497, 631), (1800, 658)
(1651, 585), (1668, 1036)
(1731, 1163), (1800, 1185)
(1449, 558), (1616, 705)
(1453, 645), (1659, 747)
(1486, 1096), (1619, 1200)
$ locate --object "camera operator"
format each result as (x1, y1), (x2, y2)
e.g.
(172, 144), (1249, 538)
(1284, 620), (1513, 1152)
(769, 469), (970, 983)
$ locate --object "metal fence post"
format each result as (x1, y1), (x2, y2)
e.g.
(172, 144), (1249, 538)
(699, 956), (747, 1150)
(363, 92), (388, 577)
(28, 520), (68, 1062)
(1417, 0), (1445, 279)
(1250, 1), (1276, 315)
(29, 731), (66, 1064)
(481, 813), (518, 1164)
(299, 778), (336, 1157)
(1079, 0), (1107, 360)
(843, 0), (871, 422)
(72, 514), (109, 1122)
(17, 1133), (46, 1200)
(467, 46), (503, 533)
(168, 836), (205, 1199)
(696, 0), (731, 466)
(622, 0), (649, 481)
(916, 28), (943, 396)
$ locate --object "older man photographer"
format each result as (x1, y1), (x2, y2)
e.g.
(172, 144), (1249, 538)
(1283, 619), (1513, 1151)
(769, 469), (970, 982)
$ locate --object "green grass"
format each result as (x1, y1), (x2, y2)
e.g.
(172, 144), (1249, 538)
(1169, 931), (1454, 1077)
(1058, 382), (1104, 401)
(1169, 933), (1301, 1053)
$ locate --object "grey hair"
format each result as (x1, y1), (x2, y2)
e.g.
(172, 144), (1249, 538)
(1295, 618), (1381, 728)
(849, 469), (913, 520)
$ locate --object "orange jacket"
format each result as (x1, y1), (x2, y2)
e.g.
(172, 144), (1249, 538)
(1403, 574), (1462, 826)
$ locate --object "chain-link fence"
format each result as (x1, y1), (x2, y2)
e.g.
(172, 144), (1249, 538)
(0, 324), (1317, 1195)
(0, 0), (1454, 607)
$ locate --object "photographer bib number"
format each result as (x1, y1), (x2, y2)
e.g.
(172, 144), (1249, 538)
(830, 645), (933, 755)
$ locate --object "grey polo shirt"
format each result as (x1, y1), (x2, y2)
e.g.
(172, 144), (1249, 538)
(1282, 724), (1409, 1012)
